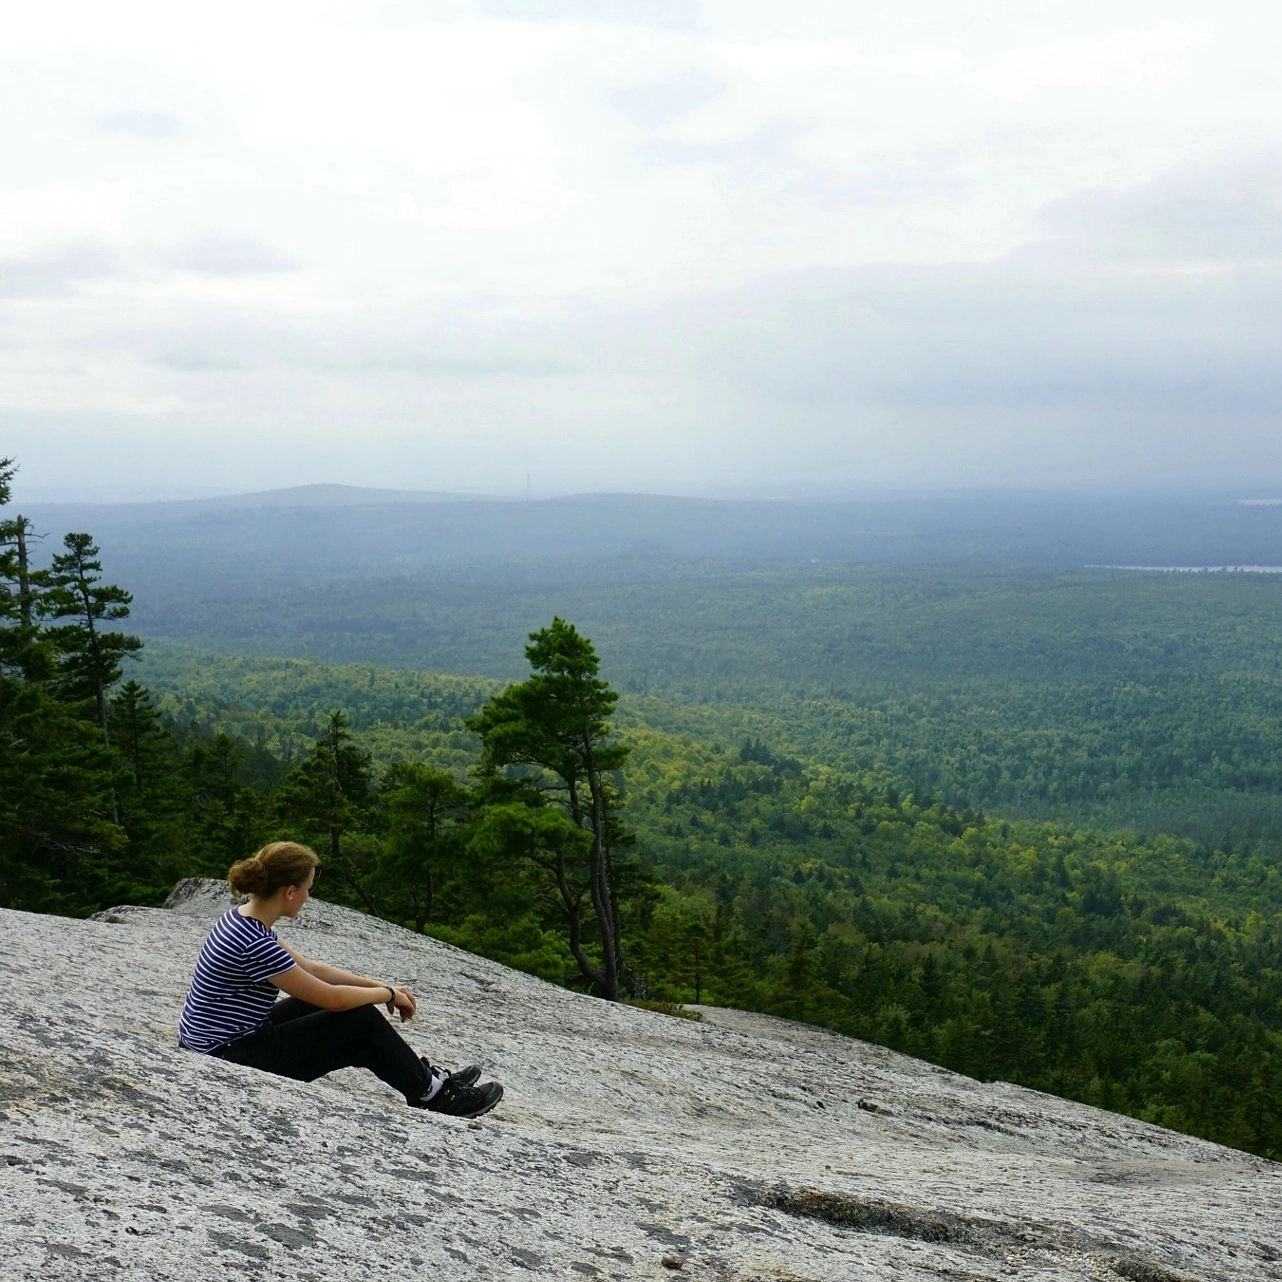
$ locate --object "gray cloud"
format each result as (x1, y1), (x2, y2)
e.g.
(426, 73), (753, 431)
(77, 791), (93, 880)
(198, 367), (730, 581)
(516, 152), (1274, 434)
(476, 151), (1282, 443)
(16, 146), (1282, 494)
(298, 320), (575, 378)
(96, 111), (184, 140)
(0, 241), (119, 298)
(138, 313), (571, 380)
(168, 237), (299, 276)
(690, 254), (1282, 420)
(349, 353), (570, 377)
(155, 347), (249, 372)
(1036, 152), (1282, 264)
(143, 165), (1282, 427)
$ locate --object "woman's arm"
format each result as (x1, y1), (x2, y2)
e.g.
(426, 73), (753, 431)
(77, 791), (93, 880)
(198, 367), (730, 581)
(302, 958), (381, 987)
(279, 940), (376, 986)
(269, 965), (394, 1011)
(273, 946), (417, 1019)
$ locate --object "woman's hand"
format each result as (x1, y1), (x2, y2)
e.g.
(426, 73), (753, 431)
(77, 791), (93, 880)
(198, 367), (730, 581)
(387, 986), (417, 1022)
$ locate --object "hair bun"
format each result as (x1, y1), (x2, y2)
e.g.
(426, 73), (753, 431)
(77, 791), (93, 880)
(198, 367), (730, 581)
(227, 854), (269, 898)
(227, 842), (318, 900)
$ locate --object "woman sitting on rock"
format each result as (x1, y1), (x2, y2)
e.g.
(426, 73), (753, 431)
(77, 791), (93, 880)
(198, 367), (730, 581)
(178, 841), (503, 1118)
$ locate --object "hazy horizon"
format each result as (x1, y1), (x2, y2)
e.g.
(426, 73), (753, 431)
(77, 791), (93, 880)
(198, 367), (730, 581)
(16, 478), (1282, 508)
(6, 1), (1282, 496)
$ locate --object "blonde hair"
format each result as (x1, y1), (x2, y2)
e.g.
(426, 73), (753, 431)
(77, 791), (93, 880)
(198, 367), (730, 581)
(228, 842), (318, 899)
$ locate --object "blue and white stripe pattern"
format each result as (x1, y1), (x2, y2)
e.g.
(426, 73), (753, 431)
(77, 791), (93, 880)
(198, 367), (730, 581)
(178, 908), (296, 1053)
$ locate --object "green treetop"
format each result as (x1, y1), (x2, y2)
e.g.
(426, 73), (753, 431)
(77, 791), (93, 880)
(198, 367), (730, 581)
(467, 618), (635, 1000)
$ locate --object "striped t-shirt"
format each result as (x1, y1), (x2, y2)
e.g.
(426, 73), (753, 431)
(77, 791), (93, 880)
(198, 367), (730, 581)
(178, 908), (296, 1053)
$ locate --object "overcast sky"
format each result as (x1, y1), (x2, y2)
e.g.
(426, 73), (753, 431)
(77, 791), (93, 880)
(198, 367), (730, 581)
(4, 0), (1282, 498)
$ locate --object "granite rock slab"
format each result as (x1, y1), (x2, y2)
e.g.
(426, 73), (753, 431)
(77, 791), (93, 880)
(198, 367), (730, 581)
(1, 879), (1278, 1281)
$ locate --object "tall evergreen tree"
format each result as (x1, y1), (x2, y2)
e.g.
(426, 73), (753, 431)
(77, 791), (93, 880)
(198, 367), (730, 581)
(274, 711), (378, 911)
(41, 532), (143, 749)
(0, 463), (122, 910)
(180, 731), (272, 875)
(112, 681), (171, 796)
(0, 459), (44, 680)
(467, 618), (635, 1000)
(109, 680), (180, 863)
(377, 762), (470, 932)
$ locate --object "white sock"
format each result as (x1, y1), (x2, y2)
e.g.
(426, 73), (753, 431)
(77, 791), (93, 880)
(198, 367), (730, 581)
(423, 1073), (444, 1102)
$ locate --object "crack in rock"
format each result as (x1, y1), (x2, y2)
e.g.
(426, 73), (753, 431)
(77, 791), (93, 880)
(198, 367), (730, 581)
(1111, 1261), (1204, 1282)
(758, 1186), (1212, 1282)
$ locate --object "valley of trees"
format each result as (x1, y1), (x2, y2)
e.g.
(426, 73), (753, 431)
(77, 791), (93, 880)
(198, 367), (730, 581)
(3, 462), (1281, 1161)
(127, 558), (1282, 851)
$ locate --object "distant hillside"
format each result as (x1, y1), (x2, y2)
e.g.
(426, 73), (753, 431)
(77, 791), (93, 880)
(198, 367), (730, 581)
(21, 487), (1282, 592)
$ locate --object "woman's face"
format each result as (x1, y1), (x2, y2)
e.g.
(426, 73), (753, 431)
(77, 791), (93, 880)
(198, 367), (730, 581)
(281, 870), (316, 918)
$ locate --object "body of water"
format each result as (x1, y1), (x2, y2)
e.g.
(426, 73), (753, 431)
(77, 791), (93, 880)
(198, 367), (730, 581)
(1088, 565), (1282, 573)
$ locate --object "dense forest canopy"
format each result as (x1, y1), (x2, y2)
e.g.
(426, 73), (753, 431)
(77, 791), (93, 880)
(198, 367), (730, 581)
(132, 560), (1282, 849)
(5, 469), (1282, 1161)
(33, 485), (1282, 851)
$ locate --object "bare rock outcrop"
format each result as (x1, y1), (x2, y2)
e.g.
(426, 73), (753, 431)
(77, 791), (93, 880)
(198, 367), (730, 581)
(1, 883), (1278, 1281)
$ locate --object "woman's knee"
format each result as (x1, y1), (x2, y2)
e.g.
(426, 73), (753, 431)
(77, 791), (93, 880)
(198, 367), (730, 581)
(270, 997), (323, 1025)
(348, 1003), (386, 1027)
(335, 1003), (397, 1041)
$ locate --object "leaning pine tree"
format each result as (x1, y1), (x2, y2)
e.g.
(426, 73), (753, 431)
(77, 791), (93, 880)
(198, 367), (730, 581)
(466, 618), (636, 1001)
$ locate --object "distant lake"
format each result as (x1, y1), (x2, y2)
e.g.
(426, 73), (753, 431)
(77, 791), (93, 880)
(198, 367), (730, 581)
(1088, 565), (1282, 573)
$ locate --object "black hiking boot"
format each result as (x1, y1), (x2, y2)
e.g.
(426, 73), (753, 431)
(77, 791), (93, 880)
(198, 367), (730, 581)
(420, 1056), (482, 1089)
(414, 1077), (504, 1118)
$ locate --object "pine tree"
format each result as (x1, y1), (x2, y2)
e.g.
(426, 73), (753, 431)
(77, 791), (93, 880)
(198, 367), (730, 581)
(41, 532), (143, 744)
(180, 731), (271, 874)
(377, 762), (471, 932)
(109, 680), (181, 871)
(0, 463), (122, 910)
(274, 711), (378, 911)
(39, 532), (142, 831)
(0, 459), (46, 683)
(467, 618), (635, 999)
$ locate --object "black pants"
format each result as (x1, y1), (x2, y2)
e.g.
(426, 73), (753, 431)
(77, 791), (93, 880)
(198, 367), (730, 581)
(215, 998), (430, 1102)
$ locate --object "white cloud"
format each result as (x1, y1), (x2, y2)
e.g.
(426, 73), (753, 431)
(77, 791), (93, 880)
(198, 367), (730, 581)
(3, 1), (1282, 493)
(95, 110), (185, 139)
(476, 0), (699, 26)
(973, 22), (1212, 101)
(167, 237), (299, 276)
(1035, 152), (1282, 265)
(0, 241), (120, 298)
